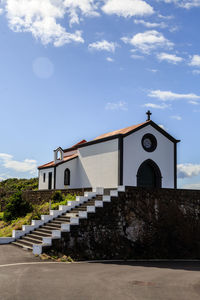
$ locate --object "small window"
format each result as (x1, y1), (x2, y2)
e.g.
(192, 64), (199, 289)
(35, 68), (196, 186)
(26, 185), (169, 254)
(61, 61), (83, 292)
(43, 173), (46, 183)
(64, 168), (70, 186)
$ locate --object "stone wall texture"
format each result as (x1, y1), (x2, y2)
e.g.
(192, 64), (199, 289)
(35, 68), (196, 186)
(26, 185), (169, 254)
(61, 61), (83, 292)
(22, 188), (92, 206)
(0, 188), (92, 211)
(47, 187), (200, 260)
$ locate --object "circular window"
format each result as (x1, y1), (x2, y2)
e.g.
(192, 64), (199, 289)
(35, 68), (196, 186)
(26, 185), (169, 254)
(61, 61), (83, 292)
(142, 134), (157, 152)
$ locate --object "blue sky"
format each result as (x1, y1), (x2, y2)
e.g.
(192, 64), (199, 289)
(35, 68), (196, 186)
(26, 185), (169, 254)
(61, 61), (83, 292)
(0, 0), (200, 188)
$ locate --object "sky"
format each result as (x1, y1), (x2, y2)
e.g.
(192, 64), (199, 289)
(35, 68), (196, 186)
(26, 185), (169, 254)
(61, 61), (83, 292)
(0, 0), (200, 189)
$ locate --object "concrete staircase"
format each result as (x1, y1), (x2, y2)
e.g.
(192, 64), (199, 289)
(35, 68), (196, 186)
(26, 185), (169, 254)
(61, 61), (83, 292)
(11, 186), (125, 255)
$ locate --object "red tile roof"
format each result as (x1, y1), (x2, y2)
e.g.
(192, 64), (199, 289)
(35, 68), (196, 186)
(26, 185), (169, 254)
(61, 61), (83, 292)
(38, 153), (78, 169)
(63, 140), (87, 153)
(94, 121), (148, 140)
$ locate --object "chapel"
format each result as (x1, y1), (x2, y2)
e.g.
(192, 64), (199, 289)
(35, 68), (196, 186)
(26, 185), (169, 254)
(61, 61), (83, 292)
(38, 111), (180, 190)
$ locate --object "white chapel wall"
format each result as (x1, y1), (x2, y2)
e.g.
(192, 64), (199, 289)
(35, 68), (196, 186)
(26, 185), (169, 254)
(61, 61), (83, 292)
(78, 139), (119, 188)
(38, 167), (55, 190)
(55, 158), (90, 189)
(123, 124), (174, 188)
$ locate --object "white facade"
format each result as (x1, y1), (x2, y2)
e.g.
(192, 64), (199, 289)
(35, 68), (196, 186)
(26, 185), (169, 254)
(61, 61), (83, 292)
(78, 139), (119, 188)
(38, 120), (178, 190)
(38, 167), (55, 190)
(123, 124), (174, 188)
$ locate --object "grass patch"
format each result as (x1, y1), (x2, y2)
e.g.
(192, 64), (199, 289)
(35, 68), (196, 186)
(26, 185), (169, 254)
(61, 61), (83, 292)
(0, 212), (3, 221)
(0, 213), (33, 237)
(0, 193), (76, 237)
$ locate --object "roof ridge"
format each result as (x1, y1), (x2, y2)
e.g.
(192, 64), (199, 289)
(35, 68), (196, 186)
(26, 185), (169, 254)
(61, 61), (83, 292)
(94, 121), (148, 140)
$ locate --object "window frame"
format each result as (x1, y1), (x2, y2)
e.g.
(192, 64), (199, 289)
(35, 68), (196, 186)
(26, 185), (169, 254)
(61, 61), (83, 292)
(64, 168), (70, 186)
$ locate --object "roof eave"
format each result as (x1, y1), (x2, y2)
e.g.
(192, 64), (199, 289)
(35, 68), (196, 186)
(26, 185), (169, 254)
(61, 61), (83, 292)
(38, 155), (78, 170)
(77, 120), (179, 149)
(77, 134), (122, 149)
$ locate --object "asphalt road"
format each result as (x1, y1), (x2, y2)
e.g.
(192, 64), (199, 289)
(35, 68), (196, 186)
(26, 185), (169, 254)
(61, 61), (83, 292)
(0, 245), (200, 300)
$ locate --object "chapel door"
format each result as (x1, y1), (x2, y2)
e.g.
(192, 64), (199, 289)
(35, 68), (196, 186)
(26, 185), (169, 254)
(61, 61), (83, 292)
(137, 160), (161, 188)
(48, 172), (52, 190)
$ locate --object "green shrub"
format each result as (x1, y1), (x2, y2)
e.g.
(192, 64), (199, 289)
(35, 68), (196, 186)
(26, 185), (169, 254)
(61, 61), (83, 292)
(51, 191), (64, 203)
(0, 212), (3, 220)
(64, 193), (76, 202)
(3, 191), (33, 222)
(51, 199), (69, 210)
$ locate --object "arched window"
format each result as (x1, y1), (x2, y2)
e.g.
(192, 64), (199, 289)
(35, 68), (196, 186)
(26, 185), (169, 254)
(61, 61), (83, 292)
(64, 168), (70, 186)
(57, 150), (62, 160)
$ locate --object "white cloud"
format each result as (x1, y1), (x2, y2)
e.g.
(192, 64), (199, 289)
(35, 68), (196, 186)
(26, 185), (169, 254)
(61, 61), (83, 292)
(189, 100), (199, 105)
(88, 40), (118, 52)
(143, 103), (170, 109)
(0, 153), (37, 175)
(147, 68), (158, 73)
(169, 25), (179, 32)
(122, 30), (173, 54)
(192, 70), (200, 75)
(181, 183), (200, 189)
(148, 90), (200, 101)
(106, 57), (114, 62)
(2, 0), (88, 47)
(178, 163), (200, 178)
(134, 19), (167, 28)
(189, 55), (200, 67)
(163, 0), (200, 9)
(101, 0), (154, 18)
(182, 1), (200, 9)
(157, 52), (183, 64)
(105, 101), (128, 110)
(0, 173), (10, 181)
(158, 14), (174, 20)
(131, 54), (144, 59)
(170, 115), (182, 120)
(64, 0), (100, 27)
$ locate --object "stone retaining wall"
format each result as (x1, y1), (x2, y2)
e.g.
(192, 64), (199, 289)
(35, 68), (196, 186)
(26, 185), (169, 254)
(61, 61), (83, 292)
(0, 188), (92, 210)
(47, 187), (200, 259)
(22, 188), (92, 206)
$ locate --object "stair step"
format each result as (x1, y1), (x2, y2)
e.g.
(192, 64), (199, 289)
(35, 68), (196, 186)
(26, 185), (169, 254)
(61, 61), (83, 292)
(49, 220), (64, 225)
(12, 241), (33, 250)
(26, 233), (43, 240)
(22, 236), (42, 244)
(43, 225), (60, 230)
(65, 213), (78, 217)
(33, 230), (52, 237)
(57, 216), (71, 221)
(95, 195), (103, 200)
(69, 209), (82, 213)
(35, 228), (52, 234)
(10, 191), (111, 254)
(46, 223), (61, 229)
(19, 239), (36, 247)
(61, 217), (71, 221)
(79, 205), (94, 209)
(72, 208), (87, 212)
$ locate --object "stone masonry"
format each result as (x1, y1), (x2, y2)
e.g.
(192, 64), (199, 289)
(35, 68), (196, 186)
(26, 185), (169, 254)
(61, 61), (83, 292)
(45, 187), (200, 260)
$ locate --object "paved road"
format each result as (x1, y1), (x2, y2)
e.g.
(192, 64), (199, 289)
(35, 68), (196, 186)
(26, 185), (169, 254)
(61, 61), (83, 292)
(0, 245), (200, 300)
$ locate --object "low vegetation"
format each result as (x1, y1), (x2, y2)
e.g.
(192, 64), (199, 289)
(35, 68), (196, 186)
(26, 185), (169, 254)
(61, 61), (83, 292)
(0, 191), (76, 237)
(0, 178), (38, 211)
(38, 253), (74, 262)
(3, 191), (33, 222)
(0, 178), (38, 193)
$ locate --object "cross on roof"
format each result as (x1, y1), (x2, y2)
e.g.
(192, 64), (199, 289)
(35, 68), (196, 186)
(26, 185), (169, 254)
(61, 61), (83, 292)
(146, 110), (152, 121)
